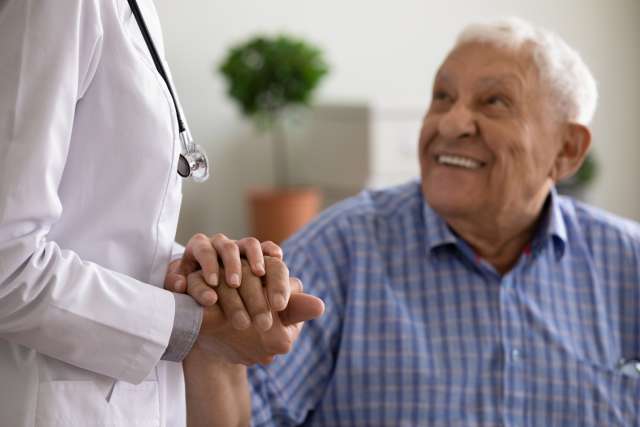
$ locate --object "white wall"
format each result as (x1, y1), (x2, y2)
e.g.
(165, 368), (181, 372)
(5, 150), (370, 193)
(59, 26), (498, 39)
(154, 0), (640, 243)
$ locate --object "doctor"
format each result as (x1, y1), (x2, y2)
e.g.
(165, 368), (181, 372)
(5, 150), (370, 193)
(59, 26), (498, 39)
(0, 0), (323, 426)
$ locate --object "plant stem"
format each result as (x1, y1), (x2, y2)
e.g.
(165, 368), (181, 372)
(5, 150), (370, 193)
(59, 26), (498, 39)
(272, 118), (288, 189)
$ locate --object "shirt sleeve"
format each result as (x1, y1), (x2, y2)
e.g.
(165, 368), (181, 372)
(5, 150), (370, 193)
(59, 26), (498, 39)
(0, 0), (174, 384)
(248, 235), (347, 426)
(161, 240), (200, 362)
(161, 293), (203, 362)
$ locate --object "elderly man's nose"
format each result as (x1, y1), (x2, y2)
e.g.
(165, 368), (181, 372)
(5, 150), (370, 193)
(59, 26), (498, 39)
(439, 104), (477, 139)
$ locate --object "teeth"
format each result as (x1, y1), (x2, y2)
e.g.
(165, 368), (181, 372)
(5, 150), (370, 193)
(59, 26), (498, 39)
(437, 154), (482, 169)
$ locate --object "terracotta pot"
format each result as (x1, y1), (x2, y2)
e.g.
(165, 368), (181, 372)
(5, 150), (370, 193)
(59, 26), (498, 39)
(248, 187), (322, 244)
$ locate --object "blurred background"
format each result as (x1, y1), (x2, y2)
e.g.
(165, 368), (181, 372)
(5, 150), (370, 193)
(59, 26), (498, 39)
(154, 0), (640, 244)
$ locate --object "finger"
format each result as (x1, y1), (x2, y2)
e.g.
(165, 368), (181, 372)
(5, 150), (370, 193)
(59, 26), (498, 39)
(289, 277), (303, 294)
(166, 258), (182, 275)
(261, 241), (283, 260)
(165, 271), (187, 293)
(278, 293), (325, 326)
(187, 271), (218, 306)
(189, 234), (220, 287)
(259, 312), (297, 355)
(164, 259), (186, 292)
(210, 234), (242, 287)
(216, 277), (252, 330)
(263, 257), (290, 312)
(237, 237), (266, 276)
(237, 263), (272, 332)
(179, 234), (207, 274)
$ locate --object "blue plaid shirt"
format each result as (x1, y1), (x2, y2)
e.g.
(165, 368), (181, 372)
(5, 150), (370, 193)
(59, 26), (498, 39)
(249, 181), (640, 427)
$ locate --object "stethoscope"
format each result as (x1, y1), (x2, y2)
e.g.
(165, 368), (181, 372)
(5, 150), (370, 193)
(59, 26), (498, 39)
(127, 0), (209, 182)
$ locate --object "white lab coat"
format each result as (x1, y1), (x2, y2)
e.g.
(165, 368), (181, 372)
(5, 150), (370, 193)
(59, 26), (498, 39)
(0, 0), (190, 425)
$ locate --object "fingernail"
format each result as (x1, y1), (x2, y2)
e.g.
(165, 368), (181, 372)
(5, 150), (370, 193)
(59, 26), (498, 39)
(271, 294), (286, 311)
(174, 279), (185, 292)
(229, 273), (240, 287)
(203, 291), (217, 305)
(254, 312), (273, 332)
(232, 312), (251, 330)
(255, 262), (265, 275)
(208, 273), (218, 287)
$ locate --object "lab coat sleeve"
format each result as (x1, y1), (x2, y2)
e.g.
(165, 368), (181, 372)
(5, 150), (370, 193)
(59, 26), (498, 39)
(0, 0), (175, 384)
(171, 241), (186, 262)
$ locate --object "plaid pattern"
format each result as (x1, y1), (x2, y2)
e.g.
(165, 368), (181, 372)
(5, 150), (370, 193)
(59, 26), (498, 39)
(249, 181), (640, 427)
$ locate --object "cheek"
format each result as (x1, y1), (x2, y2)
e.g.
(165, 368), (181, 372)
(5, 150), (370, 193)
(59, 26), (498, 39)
(418, 117), (438, 159)
(482, 122), (530, 169)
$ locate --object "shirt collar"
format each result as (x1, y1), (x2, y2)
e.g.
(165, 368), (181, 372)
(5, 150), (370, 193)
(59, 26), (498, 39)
(422, 186), (568, 260)
(533, 186), (567, 260)
(421, 199), (459, 251)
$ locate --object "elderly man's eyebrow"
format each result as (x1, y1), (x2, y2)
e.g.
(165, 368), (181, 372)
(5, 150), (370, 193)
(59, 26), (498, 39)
(433, 70), (452, 85)
(474, 75), (523, 92)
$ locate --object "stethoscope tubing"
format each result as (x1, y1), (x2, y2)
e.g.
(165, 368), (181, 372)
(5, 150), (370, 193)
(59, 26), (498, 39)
(126, 0), (209, 181)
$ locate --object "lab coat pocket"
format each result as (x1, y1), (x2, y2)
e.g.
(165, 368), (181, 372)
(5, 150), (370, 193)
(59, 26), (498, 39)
(36, 380), (160, 427)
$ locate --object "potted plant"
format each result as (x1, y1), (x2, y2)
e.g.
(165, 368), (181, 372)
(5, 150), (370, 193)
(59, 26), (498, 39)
(219, 34), (329, 243)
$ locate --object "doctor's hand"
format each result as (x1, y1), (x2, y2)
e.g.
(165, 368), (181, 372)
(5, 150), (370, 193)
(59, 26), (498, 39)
(191, 273), (324, 365)
(164, 233), (282, 305)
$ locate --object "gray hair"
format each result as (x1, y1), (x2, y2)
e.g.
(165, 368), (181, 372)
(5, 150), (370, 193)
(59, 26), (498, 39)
(455, 17), (598, 125)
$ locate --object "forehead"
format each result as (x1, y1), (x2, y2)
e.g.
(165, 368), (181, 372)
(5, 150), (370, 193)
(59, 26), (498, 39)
(435, 42), (539, 92)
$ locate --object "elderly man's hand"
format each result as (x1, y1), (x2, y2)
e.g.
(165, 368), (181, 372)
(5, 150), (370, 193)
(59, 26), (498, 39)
(189, 256), (296, 331)
(191, 269), (324, 365)
(180, 267), (323, 427)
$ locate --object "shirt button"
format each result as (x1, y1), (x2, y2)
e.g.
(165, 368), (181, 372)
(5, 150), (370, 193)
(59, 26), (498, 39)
(511, 349), (521, 362)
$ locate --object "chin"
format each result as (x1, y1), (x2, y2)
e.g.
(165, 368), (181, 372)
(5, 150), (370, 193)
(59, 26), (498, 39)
(422, 183), (479, 218)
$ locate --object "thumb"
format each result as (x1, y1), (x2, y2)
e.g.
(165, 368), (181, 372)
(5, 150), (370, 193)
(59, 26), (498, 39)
(164, 271), (187, 293)
(164, 259), (187, 292)
(278, 293), (325, 326)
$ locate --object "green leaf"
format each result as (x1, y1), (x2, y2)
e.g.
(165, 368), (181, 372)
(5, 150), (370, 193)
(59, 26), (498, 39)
(219, 34), (330, 130)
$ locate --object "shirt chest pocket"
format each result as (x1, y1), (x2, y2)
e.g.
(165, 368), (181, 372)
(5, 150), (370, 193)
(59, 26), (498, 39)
(36, 380), (160, 427)
(571, 356), (640, 425)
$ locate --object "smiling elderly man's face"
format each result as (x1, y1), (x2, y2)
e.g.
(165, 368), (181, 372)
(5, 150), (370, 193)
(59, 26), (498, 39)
(419, 42), (565, 226)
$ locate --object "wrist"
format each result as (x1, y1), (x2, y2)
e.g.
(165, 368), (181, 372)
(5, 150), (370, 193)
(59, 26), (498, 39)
(184, 339), (228, 367)
(183, 342), (247, 387)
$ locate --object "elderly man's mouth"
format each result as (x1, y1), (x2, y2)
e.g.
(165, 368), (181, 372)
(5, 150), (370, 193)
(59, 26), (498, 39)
(435, 154), (485, 169)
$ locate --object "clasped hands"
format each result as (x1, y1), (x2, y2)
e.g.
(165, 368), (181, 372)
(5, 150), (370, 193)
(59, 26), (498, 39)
(164, 233), (324, 365)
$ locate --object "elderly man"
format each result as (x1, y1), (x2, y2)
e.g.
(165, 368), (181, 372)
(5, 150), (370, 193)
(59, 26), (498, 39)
(180, 17), (640, 426)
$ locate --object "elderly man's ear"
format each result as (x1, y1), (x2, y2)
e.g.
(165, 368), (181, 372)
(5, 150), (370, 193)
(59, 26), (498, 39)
(551, 123), (592, 183)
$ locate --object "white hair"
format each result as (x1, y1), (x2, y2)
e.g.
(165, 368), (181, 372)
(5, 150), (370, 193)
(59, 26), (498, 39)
(455, 17), (598, 125)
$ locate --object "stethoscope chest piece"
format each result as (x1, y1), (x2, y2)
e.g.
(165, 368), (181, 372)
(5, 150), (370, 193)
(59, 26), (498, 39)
(178, 144), (210, 182)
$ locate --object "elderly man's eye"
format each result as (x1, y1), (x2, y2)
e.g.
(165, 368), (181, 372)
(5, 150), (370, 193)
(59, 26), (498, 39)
(433, 90), (451, 101)
(485, 95), (509, 107)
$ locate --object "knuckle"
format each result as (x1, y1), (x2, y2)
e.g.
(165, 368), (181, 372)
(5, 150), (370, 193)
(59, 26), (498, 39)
(266, 337), (293, 355)
(222, 241), (239, 254)
(264, 256), (284, 269)
(245, 237), (260, 247)
(211, 233), (228, 242)
(258, 356), (275, 365)
(263, 241), (282, 254)
(275, 340), (293, 355)
(192, 233), (209, 243)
